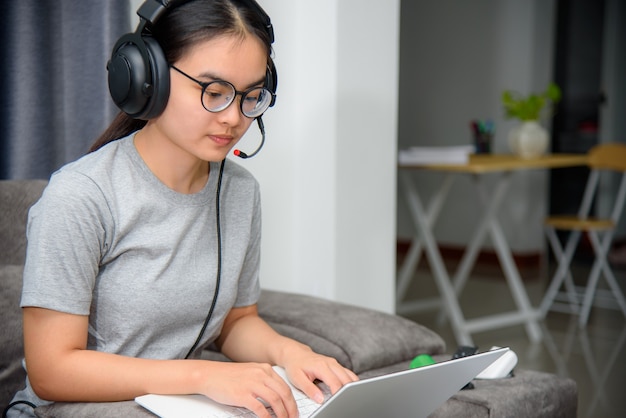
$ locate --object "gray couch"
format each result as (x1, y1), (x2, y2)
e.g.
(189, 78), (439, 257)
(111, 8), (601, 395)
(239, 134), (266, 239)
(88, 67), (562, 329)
(1, 179), (577, 417)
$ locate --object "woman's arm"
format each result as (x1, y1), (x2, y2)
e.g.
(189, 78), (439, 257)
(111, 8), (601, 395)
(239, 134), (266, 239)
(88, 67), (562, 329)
(216, 305), (359, 403)
(23, 307), (299, 418)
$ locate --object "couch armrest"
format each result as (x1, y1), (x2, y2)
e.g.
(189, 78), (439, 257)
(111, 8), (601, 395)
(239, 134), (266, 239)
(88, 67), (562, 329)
(256, 290), (446, 374)
(0, 265), (27, 408)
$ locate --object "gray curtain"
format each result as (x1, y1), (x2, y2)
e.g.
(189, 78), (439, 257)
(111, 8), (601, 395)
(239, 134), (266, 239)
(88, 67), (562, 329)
(0, 0), (131, 179)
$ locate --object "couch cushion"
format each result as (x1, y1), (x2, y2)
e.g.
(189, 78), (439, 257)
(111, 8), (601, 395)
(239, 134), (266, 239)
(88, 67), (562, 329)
(0, 265), (26, 409)
(257, 290), (446, 374)
(35, 401), (151, 418)
(431, 369), (578, 418)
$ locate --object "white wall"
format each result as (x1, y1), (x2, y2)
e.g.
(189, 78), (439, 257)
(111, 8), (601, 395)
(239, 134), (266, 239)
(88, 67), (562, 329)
(397, 0), (557, 254)
(245, 0), (399, 313)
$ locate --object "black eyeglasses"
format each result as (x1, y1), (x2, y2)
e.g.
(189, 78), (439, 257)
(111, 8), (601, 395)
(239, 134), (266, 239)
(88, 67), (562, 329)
(170, 65), (274, 118)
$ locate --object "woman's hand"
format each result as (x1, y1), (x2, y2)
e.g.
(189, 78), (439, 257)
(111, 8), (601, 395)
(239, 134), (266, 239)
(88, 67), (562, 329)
(216, 304), (359, 414)
(199, 355), (358, 418)
(280, 350), (359, 404)
(197, 362), (299, 418)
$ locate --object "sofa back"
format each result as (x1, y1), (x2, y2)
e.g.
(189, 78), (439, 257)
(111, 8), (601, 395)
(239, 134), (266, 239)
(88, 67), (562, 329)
(0, 179), (47, 407)
(0, 179), (48, 265)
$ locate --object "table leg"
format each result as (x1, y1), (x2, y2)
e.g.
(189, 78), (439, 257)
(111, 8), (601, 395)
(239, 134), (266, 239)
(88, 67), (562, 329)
(437, 173), (542, 342)
(488, 207), (543, 342)
(435, 173), (504, 325)
(474, 174), (542, 342)
(398, 171), (473, 345)
(397, 173), (454, 303)
(579, 229), (626, 326)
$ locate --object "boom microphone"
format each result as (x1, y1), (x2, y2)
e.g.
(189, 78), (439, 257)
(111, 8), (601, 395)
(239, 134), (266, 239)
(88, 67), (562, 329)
(234, 117), (266, 159)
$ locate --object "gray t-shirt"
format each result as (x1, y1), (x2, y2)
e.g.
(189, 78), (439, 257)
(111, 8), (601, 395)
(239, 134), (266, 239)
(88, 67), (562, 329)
(12, 133), (261, 414)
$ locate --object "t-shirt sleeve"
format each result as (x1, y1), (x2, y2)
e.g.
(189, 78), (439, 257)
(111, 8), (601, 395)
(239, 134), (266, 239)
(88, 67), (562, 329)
(21, 171), (110, 315)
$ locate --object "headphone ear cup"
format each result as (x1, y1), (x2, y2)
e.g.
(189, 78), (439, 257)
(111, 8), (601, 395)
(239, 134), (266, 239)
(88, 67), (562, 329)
(107, 34), (170, 120)
(139, 36), (170, 119)
(107, 34), (147, 117)
(266, 57), (278, 107)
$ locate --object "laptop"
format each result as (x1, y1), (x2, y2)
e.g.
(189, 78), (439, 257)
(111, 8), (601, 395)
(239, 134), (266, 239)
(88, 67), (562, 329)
(135, 347), (508, 418)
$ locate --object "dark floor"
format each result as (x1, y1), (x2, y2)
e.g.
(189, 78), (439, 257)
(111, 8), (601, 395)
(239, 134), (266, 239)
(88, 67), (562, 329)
(397, 256), (626, 418)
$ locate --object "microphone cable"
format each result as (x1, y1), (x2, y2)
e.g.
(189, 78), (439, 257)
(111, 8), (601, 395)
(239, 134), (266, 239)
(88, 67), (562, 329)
(185, 158), (226, 359)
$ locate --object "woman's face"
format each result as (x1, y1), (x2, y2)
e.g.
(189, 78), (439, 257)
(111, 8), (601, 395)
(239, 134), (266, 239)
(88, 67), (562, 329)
(153, 34), (268, 163)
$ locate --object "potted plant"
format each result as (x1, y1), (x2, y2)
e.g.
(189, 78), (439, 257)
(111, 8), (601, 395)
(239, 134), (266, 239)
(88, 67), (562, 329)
(501, 83), (561, 158)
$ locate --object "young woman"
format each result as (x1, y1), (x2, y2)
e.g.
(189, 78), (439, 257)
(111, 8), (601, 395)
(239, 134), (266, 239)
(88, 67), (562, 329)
(7, 1), (357, 417)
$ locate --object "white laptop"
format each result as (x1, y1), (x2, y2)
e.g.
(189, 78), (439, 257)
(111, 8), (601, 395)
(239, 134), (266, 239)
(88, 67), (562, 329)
(136, 347), (508, 418)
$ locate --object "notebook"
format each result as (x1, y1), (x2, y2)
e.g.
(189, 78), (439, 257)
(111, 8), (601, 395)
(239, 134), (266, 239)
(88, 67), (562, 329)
(135, 347), (508, 418)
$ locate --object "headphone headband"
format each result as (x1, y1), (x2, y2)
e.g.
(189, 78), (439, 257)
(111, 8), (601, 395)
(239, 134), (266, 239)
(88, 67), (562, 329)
(137, 0), (170, 25)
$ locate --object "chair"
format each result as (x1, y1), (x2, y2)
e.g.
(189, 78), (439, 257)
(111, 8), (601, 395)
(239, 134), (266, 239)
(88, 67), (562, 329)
(540, 142), (626, 327)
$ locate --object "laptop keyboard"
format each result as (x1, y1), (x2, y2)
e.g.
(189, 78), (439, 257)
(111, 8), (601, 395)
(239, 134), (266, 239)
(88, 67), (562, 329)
(271, 384), (326, 418)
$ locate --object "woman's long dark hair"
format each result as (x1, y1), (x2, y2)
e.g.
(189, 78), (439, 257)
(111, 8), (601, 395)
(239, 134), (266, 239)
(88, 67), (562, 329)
(89, 0), (273, 153)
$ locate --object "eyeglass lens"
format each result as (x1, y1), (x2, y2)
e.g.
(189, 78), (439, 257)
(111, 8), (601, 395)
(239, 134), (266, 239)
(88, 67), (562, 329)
(202, 81), (272, 118)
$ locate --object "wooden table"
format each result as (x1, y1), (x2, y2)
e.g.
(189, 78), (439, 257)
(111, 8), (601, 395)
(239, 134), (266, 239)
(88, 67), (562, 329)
(397, 153), (588, 345)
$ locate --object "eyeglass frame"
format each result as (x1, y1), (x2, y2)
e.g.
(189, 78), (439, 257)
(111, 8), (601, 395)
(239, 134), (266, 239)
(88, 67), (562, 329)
(170, 65), (274, 118)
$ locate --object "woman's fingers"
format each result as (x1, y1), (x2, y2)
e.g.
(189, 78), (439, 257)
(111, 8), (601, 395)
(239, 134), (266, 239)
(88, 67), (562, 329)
(288, 360), (359, 404)
(205, 363), (299, 418)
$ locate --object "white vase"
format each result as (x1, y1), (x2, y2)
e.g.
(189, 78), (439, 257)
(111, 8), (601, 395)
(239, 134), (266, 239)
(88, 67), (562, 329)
(508, 121), (549, 158)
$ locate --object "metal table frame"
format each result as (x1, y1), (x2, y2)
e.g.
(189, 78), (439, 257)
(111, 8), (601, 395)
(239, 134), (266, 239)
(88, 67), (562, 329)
(397, 154), (588, 345)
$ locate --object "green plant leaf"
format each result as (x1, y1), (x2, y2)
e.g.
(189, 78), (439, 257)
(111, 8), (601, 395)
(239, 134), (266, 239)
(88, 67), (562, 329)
(501, 83), (561, 121)
(545, 83), (561, 102)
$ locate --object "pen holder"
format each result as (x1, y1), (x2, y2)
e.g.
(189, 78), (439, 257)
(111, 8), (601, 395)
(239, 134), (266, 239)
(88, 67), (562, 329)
(473, 132), (492, 154)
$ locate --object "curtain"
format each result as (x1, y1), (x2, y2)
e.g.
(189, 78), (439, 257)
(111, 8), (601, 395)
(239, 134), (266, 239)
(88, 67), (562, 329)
(0, 0), (131, 179)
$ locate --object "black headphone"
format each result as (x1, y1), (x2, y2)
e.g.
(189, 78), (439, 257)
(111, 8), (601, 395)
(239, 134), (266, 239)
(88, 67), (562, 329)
(107, 0), (277, 120)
